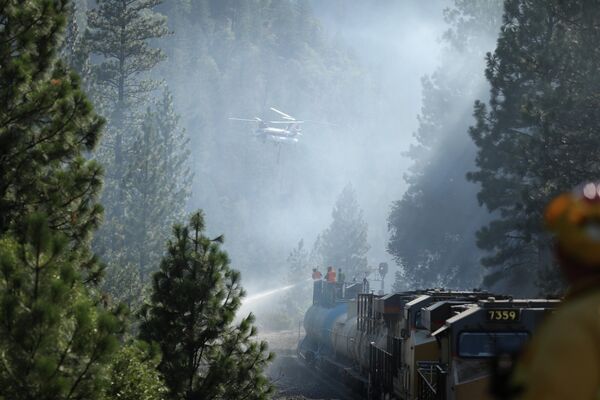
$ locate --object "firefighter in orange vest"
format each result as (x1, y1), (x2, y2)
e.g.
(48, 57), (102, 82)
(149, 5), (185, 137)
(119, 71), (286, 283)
(511, 183), (600, 399)
(325, 266), (336, 283)
(311, 268), (322, 280)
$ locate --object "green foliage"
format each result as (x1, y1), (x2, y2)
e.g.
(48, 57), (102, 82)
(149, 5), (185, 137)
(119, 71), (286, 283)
(0, 0), (104, 250)
(0, 215), (125, 400)
(468, 0), (600, 294)
(85, 0), (169, 252)
(387, 0), (503, 289)
(317, 184), (369, 280)
(104, 341), (168, 400)
(138, 211), (274, 400)
(86, 0), (168, 113)
(100, 89), (192, 307)
(122, 89), (192, 280)
(85, 0), (191, 304)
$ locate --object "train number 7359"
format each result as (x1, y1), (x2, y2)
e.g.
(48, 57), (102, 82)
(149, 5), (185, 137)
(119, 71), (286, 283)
(487, 309), (520, 321)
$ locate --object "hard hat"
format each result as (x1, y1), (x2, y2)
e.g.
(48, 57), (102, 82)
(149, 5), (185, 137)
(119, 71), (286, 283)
(545, 182), (600, 267)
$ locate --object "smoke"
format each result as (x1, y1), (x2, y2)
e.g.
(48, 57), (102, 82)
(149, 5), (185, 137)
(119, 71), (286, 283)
(157, 0), (492, 313)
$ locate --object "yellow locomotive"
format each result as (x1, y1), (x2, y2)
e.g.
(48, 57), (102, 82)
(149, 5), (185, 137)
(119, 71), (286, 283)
(298, 282), (558, 399)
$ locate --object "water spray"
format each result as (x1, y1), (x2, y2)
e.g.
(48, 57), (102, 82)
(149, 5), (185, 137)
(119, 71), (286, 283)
(243, 279), (312, 305)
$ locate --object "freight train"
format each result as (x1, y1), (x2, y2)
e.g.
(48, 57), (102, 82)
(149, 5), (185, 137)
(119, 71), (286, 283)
(297, 281), (559, 400)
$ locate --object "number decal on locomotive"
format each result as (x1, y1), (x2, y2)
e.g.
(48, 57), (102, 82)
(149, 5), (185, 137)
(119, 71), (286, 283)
(487, 309), (520, 321)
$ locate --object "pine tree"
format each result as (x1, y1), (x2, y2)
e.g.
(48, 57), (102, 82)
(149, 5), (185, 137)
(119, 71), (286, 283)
(392, 269), (406, 293)
(280, 239), (311, 326)
(0, 0), (104, 249)
(387, 0), (503, 289)
(100, 89), (191, 306)
(138, 211), (274, 400)
(0, 215), (125, 400)
(318, 184), (369, 280)
(105, 341), (167, 400)
(86, 0), (169, 263)
(60, 1), (89, 77)
(286, 239), (310, 285)
(468, 0), (600, 294)
(123, 89), (191, 280)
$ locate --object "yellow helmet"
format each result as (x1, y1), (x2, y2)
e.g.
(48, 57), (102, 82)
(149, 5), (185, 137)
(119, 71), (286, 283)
(545, 182), (600, 267)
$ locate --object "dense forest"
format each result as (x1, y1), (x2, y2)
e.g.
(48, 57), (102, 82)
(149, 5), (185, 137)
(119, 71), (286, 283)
(3, 0), (600, 398)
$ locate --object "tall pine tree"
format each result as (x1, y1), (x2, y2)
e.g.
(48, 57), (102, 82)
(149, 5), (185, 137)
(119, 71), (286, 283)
(85, 0), (192, 304)
(0, 1), (123, 397)
(279, 239), (311, 328)
(85, 0), (169, 268)
(0, 216), (124, 399)
(0, 0), (104, 247)
(100, 88), (192, 306)
(468, 0), (600, 294)
(318, 184), (369, 280)
(138, 211), (273, 400)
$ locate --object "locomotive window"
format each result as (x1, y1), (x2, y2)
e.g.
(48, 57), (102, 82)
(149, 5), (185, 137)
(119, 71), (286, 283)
(414, 310), (426, 329)
(457, 332), (530, 358)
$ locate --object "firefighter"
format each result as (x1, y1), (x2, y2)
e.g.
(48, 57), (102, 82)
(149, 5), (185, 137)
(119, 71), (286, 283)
(325, 266), (336, 283)
(512, 183), (600, 400)
(312, 268), (322, 280)
(338, 268), (345, 284)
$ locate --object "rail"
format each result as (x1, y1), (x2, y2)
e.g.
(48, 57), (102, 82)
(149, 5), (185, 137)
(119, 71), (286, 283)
(369, 343), (394, 397)
(416, 361), (447, 400)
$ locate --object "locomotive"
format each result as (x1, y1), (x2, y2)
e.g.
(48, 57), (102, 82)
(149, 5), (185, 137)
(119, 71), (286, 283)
(298, 280), (559, 400)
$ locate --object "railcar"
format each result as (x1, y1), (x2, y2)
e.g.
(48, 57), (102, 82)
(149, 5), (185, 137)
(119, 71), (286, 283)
(298, 281), (558, 400)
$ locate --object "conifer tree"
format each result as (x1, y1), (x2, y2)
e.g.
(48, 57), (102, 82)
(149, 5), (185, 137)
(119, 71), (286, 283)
(0, 0), (104, 248)
(138, 211), (273, 400)
(86, 0), (169, 262)
(468, 0), (600, 293)
(281, 239), (311, 324)
(60, 2), (89, 77)
(123, 89), (191, 281)
(318, 184), (369, 280)
(0, 3), (142, 398)
(105, 341), (167, 400)
(100, 89), (191, 306)
(0, 215), (124, 400)
(392, 269), (406, 293)
(387, 0), (503, 289)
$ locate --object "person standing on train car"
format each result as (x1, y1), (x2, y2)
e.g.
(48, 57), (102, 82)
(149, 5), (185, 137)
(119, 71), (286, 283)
(312, 268), (322, 280)
(512, 183), (600, 400)
(325, 266), (336, 283)
(337, 268), (345, 284)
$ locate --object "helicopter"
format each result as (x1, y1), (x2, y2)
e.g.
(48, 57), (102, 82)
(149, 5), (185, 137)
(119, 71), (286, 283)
(229, 107), (305, 144)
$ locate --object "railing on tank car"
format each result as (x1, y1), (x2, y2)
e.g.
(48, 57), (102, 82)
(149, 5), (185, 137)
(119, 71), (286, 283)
(313, 280), (337, 307)
(416, 361), (447, 400)
(369, 342), (394, 398)
(357, 293), (376, 333)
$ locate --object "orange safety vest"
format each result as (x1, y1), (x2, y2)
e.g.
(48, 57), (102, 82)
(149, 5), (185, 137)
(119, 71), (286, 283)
(326, 270), (336, 283)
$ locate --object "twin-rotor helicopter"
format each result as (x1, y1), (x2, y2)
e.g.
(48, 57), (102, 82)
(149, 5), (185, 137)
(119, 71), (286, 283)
(229, 107), (305, 144)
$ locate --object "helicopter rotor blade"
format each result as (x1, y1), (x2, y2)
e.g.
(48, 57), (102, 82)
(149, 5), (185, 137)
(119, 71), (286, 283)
(269, 120), (305, 124)
(229, 117), (257, 122)
(228, 117), (263, 122)
(269, 107), (295, 120)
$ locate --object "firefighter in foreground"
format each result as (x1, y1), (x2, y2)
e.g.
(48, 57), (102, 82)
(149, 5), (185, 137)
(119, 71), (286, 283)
(513, 183), (600, 399)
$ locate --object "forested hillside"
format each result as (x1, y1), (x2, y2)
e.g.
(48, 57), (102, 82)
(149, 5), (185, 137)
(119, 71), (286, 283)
(154, 1), (383, 289)
(6, 0), (600, 398)
(388, 0), (504, 291)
